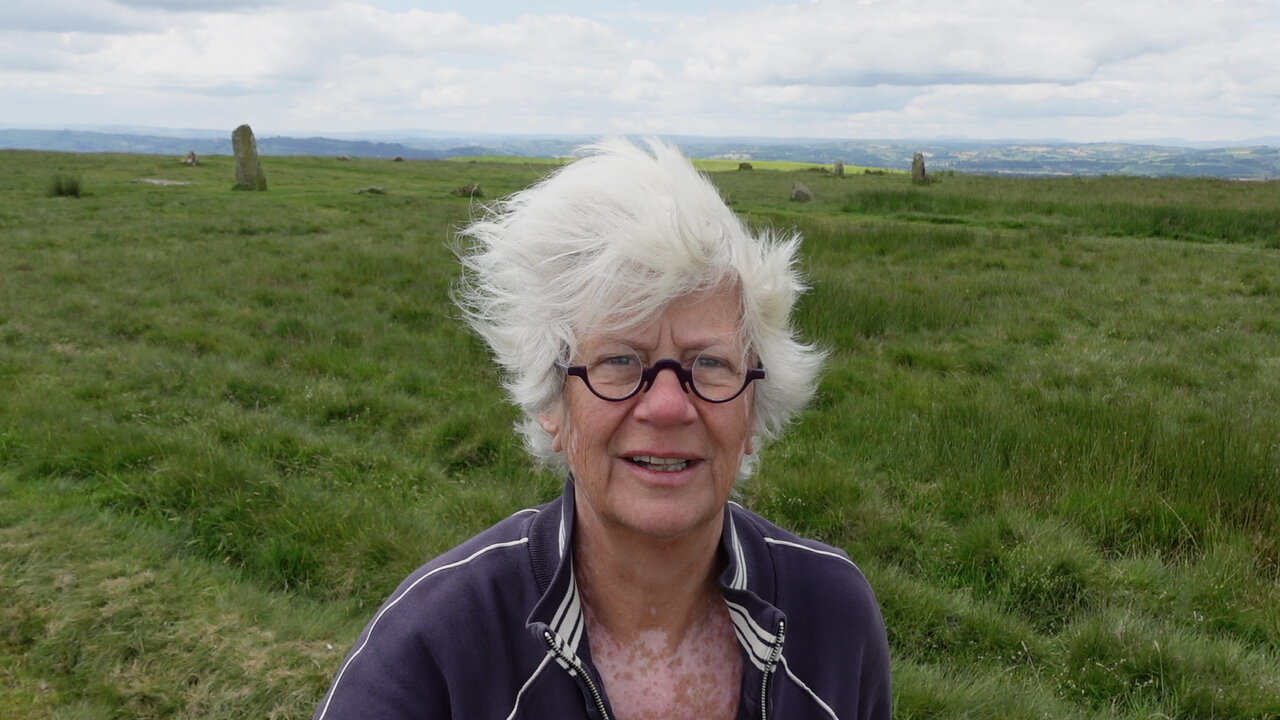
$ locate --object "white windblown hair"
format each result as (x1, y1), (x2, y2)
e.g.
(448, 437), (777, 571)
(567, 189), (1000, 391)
(453, 137), (824, 477)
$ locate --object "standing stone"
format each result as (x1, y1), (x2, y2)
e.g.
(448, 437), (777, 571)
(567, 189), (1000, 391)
(232, 124), (268, 191)
(911, 152), (928, 185)
(790, 182), (814, 202)
(832, 159), (845, 177)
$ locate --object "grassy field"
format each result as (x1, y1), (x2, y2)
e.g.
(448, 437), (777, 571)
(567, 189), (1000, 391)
(1, 149), (1278, 719)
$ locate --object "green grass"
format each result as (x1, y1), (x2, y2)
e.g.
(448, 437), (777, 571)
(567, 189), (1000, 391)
(0, 473), (349, 719)
(2, 149), (1278, 719)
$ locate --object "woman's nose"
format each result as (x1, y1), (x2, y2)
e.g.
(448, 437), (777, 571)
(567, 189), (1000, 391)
(633, 365), (697, 423)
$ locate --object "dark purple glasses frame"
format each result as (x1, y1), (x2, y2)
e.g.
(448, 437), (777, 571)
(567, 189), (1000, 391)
(555, 358), (766, 403)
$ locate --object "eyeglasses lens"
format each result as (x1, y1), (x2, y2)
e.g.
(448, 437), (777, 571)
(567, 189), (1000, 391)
(585, 347), (645, 400)
(584, 345), (747, 401)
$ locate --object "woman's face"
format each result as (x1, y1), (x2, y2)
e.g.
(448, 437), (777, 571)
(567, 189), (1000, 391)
(539, 285), (755, 544)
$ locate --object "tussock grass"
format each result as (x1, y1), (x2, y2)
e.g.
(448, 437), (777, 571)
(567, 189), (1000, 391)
(1058, 609), (1280, 718)
(46, 174), (83, 198)
(2, 150), (1278, 718)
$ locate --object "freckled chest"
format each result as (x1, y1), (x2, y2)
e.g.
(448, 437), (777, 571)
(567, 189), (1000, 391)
(585, 600), (743, 720)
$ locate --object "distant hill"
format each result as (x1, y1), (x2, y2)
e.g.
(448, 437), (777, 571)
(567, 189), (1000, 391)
(2, 128), (1277, 179)
(668, 137), (1280, 180)
(0, 129), (451, 161)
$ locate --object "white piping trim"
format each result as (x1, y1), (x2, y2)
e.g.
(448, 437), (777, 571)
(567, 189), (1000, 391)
(781, 654), (842, 720)
(504, 653), (554, 720)
(557, 502), (568, 559)
(728, 512), (748, 590)
(549, 557), (585, 654)
(564, 584), (585, 652)
(763, 537), (857, 568)
(315, 538), (530, 720)
(725, 600), (775, 670)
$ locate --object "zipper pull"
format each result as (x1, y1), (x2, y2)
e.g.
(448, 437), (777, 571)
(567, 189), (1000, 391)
(543, 631), (613, 720)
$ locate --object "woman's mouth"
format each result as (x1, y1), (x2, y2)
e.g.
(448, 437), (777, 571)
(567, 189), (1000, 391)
(627, 455), (690, 472)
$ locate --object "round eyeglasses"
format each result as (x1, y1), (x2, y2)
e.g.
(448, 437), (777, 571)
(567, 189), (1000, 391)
(556, 345), (765, 403)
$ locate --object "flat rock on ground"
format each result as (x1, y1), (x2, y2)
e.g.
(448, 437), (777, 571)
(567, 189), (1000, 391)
(131, 178), (193, 186)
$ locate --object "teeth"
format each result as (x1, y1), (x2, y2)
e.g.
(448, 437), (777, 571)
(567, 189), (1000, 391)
(630, 456), (689, 472)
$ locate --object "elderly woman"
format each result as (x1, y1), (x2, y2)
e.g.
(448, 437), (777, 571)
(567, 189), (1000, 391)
(315, 139), (891, 720)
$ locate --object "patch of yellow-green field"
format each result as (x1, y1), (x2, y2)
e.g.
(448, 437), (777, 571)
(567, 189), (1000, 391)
(444, 155), (568, 165)
(693, 158), (896, 173)
(445, 154), (898, 174)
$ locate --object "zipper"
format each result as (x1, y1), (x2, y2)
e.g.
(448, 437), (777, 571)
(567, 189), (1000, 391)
(544, 630), (612, 720)
(759, 619), (786, 720)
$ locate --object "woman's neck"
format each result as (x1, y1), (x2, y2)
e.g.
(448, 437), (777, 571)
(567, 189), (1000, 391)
(572, 512), (743, 720)
(572, 511), (724, 639)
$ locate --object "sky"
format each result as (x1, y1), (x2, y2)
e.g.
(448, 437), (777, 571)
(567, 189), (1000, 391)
(2, 0), (1278, 143)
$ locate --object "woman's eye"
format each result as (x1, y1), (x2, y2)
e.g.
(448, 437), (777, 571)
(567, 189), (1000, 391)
(698, 351), (742, 371)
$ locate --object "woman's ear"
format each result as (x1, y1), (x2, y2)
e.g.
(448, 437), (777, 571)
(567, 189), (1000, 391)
(538, 411), (563, 453)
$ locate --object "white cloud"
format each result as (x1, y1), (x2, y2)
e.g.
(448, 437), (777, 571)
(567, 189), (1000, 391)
(655, 0), (1279, 141)
(674, 0), (1256, 87)
(0, 0), (1277, 142)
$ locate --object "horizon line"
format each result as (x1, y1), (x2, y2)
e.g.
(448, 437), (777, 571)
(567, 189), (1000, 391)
(2, 124), (1279, 150)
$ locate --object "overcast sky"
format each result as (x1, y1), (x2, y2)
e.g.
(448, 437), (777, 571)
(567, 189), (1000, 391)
(2, 0), (1277, 143)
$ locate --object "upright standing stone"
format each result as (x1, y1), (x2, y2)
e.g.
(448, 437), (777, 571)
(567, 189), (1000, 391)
(790, 182), (815, 202)
(232, 124), (268, 191)
(911, 152), (928, 185)
(832, 159), (845, 177)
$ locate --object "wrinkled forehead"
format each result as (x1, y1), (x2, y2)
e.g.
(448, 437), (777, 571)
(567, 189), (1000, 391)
(571, 283), (750, 355)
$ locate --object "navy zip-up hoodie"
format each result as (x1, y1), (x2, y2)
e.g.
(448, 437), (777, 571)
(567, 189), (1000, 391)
(314, 481), (891, 719)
